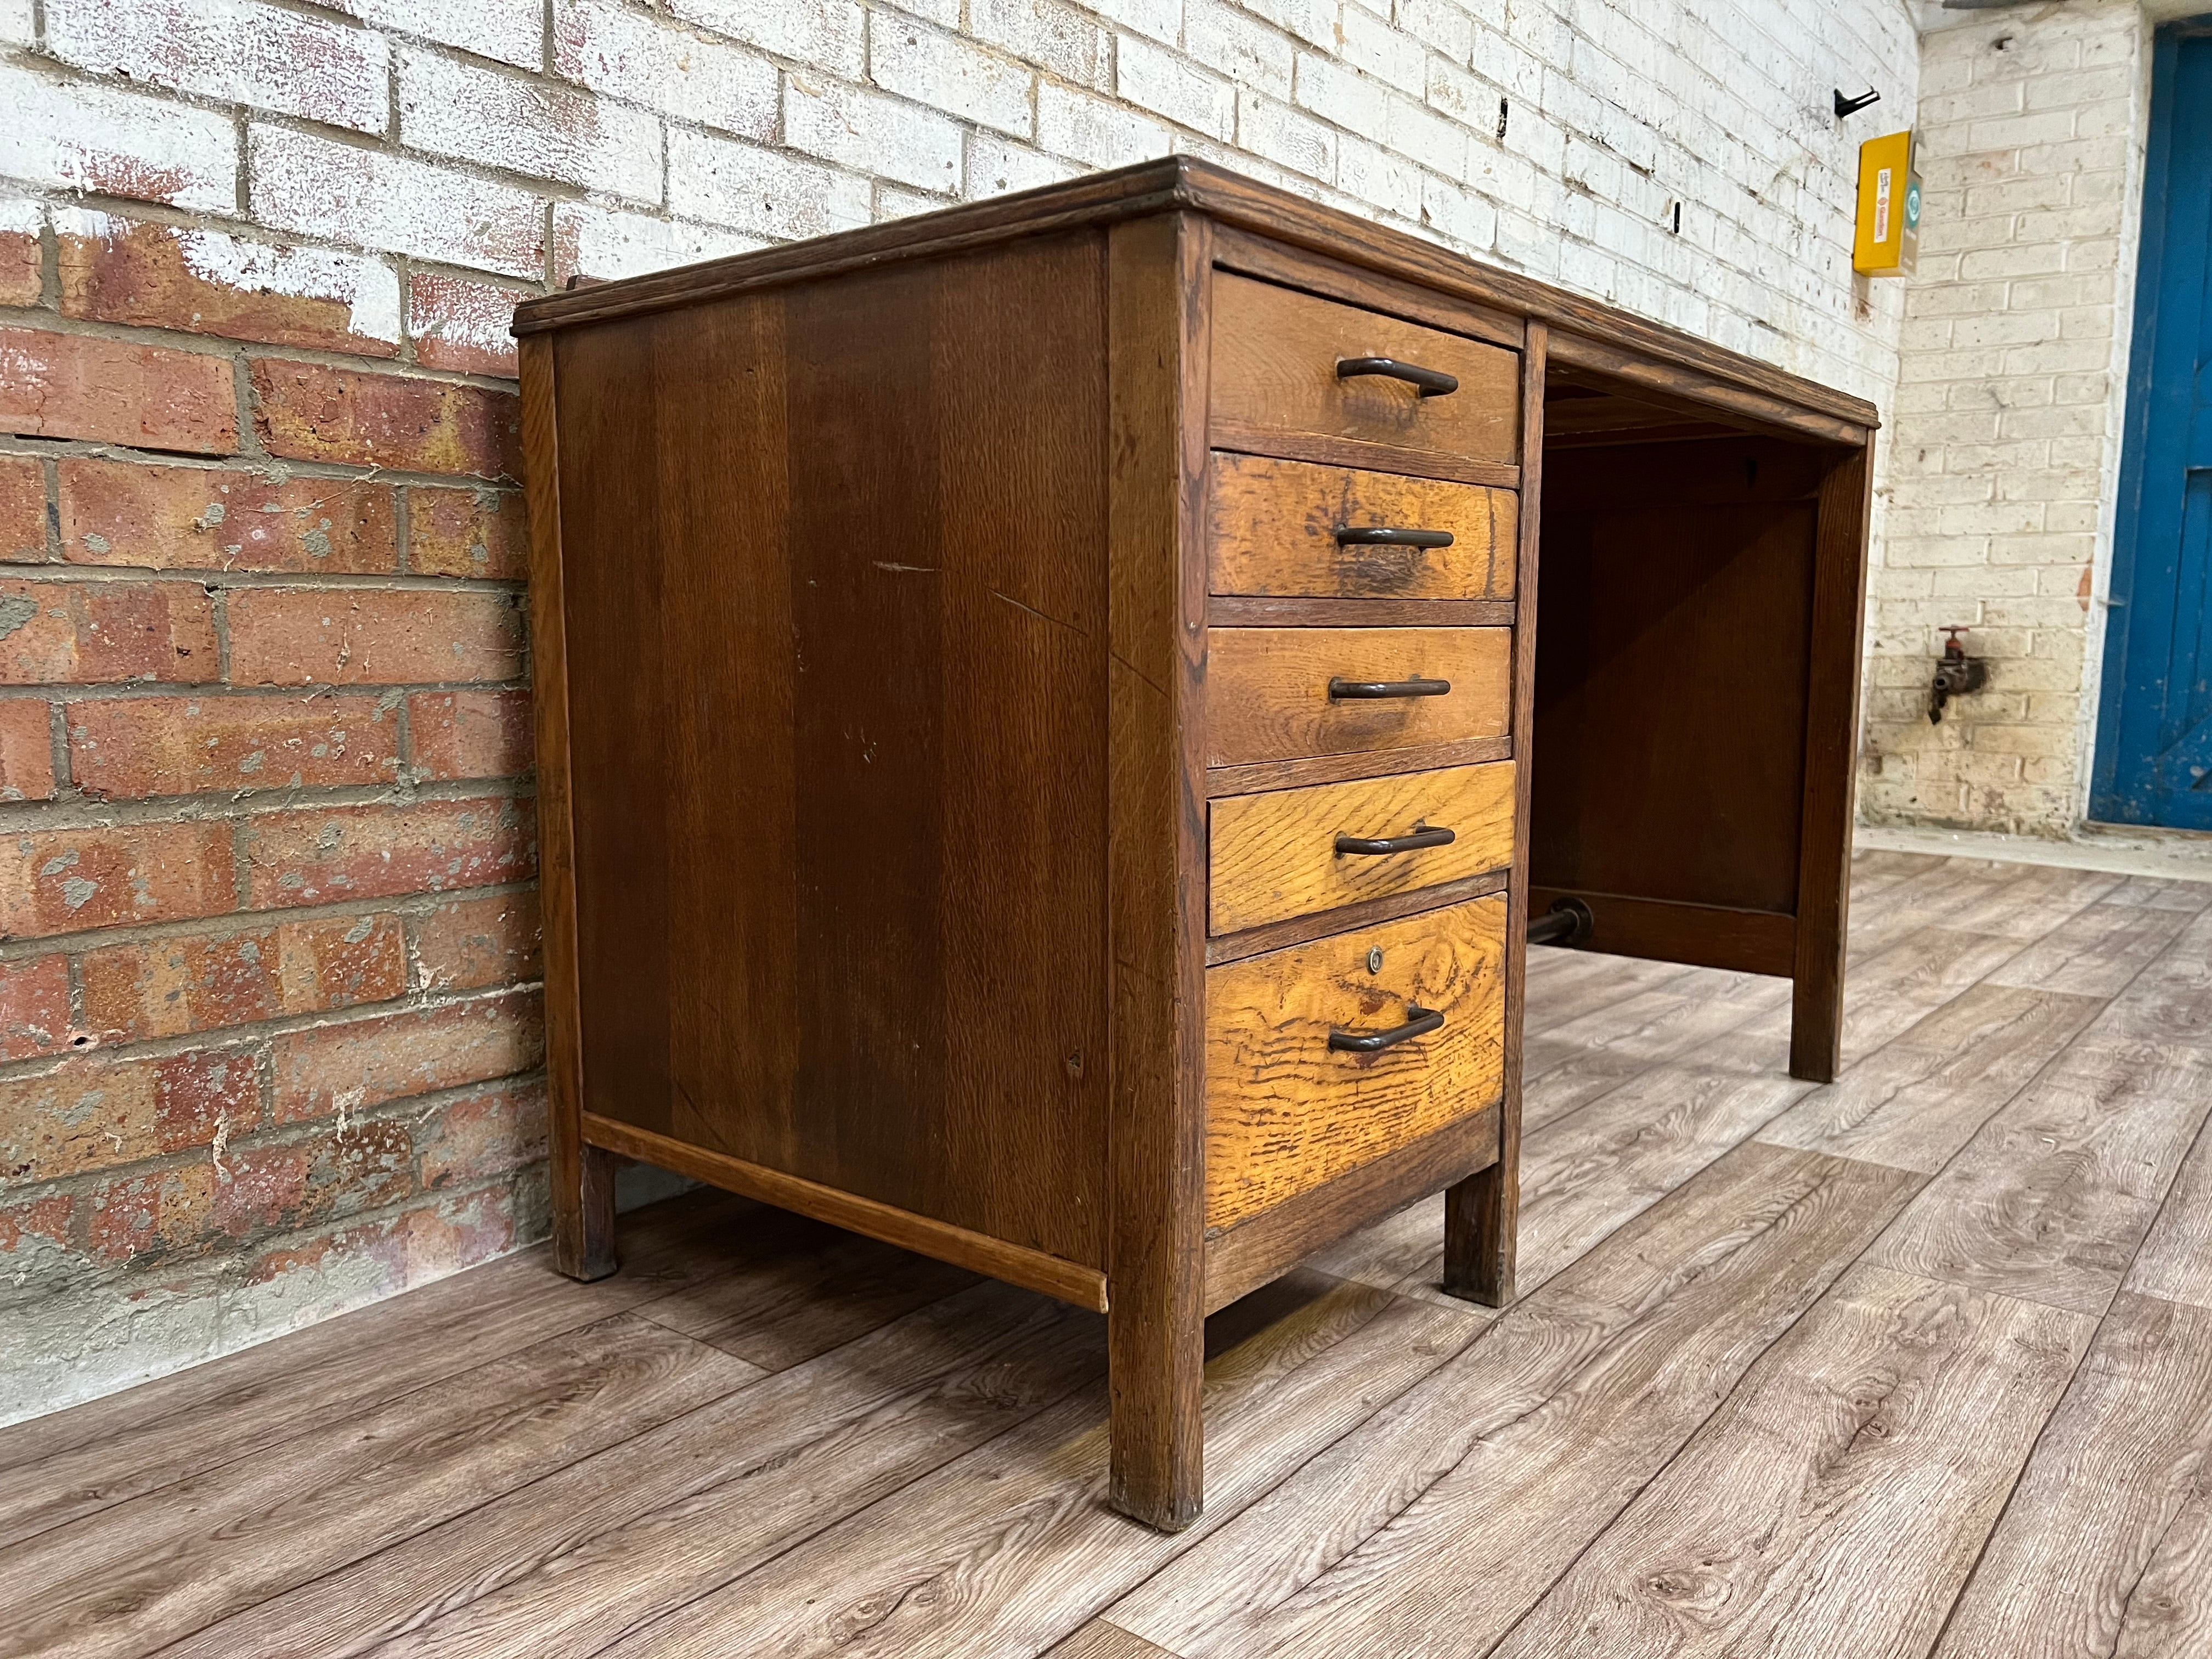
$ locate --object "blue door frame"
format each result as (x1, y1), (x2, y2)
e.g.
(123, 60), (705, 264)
(2092, 20), (2212, 829)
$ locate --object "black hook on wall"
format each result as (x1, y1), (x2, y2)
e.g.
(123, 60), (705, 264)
(1834, 88), (1883, 119)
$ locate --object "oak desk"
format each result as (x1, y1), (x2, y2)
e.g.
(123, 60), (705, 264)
(514, 157), (1876, 1529)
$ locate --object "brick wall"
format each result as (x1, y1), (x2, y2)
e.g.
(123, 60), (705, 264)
(1, 0), (1920, 1421)
(1859, 1), (2148, 834)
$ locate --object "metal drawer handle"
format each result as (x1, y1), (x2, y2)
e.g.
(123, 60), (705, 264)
(1336, 357), (1459, 397)
(1329, 1005), (1444, 1052)
(1334, 526), (1455, 549)
(1329, 675), (1451, 700)
(1335, 824), (1455, 856)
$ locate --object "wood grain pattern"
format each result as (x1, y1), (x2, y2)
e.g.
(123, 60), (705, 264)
(517, 331), (613, 1284)
(1209, 221), (1525, 349)
(1102, 210), (1211, 1530)
(1791, 444), (1874, 1084)
(516, 159), (1878, 439)
(1933, 1290), (2212, 1659)
(1205, 870), (1508, 967)
(1530, 437), (1820, 922)
(1207, 596), (1514, 627)
(1109, 1143), (1921, 1659)
(1202, 1104), (1499, 1314)
(1205, 896), (1508, 1228)
(588, 1277), (1483, 1659)
(1046, 1621), (1186, 1659)
(2098, 906), (2212, 1049)
(0, 1191), (755, 1550)
(2127, 1107), (2212, 1310)
(1486, 1266), (2092, 1659)
(1528, 887), (1798, 977)
(1985, 896), (2199, 996)
(1206, 626), (1513, 766)
(159, 1282), (1104, 1659)
(1210, 272), (1520, 466)
(1206, 453), (1516, 600)
(0, 1315), (759, 1659)
(1868, 1030), (2212, 1313)
(629, 1211), (980, 1370)
(1447, 317), (1546, 1307)
(586, 1113), (1110, 1312)
(1757, 983), (2108, 1173)
(1207, 760), (1516, 934)
(1203, 733), (1510, 798)
(555, 233), (1111, 1267)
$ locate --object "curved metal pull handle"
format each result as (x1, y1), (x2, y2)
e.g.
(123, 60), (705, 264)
(1336, 357), (1459, 397)
(1329, 1006), (1444, 1052)
(1329, 674), (1452, 700)
(1335, 825), (1455, 856)
(1333, 526), (1455, 549)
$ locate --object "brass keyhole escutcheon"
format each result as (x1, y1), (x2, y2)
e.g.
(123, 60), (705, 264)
(1367, 947), (1384, 974)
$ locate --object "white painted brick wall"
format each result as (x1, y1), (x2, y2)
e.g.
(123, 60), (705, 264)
(1862, 1), (2148, 835)
(1, 0), (1950, 766)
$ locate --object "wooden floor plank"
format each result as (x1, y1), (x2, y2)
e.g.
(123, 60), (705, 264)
(1107, 1144), (1921, 1659)
(166, 1280), (1102, 1659)
(1758, 984), (2107, 1173)
(632, 1212), (980, 1369)
(1043, 1622), (1184, 1659)
(1485, 1266), (2094, 1659)
(589, 1274), (1485, 1659)
(1310, 1062), (1810, 1307)
(2101, 873), (2212, 912)
(2125, 1107), (2212, 1312)
(1522, 983), (1792, 1132)
(2097, 907), (2212, 1051)
(1868, 1031), (2212, 1314)
(1521, 949), (1695, 1036)
(0, 1314), (760, 1659)
(0, 1190), (760, 1549)
(1987, 898), (2198, 997)
(1741, 924), (2052, 1071)
(1933, 1291), (2212, 1659)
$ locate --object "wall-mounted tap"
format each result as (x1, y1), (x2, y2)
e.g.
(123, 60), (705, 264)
(1928, 626), (1987, 724)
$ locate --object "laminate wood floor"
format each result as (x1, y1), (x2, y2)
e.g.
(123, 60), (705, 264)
(9, 850), (2212, 1658)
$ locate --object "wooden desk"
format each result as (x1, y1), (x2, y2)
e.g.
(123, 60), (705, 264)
(514, 157), (1875, 1529)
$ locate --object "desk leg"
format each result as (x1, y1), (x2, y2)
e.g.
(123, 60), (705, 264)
(553, 1139), (620, 1282)
(1443, 1162), (1515, 1306)
(1790, 928), (1847, 1085)
(1108, 1293), (1203, 1532)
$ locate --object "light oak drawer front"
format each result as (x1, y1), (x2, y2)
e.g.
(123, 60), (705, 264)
(1211, 273), (1520, 469)
(1205, 895), (1506, 1229)
(1210, 760), (1516, 935)
(1208, 454), (1517, 601)
(1207, 627), (1512, 768)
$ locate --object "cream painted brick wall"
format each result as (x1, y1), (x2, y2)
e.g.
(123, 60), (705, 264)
(1861, 0), (2149, 834)
(2, 0), (1923, 392)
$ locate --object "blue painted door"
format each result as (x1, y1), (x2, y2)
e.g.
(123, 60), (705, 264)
(2095, 25), (2212, 829)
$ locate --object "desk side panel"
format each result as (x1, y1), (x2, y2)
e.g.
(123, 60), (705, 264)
(551, 232), (1113, 1268)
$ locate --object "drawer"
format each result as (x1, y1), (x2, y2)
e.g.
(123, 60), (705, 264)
(1208, 454), (1517, 601)
(1211, 273), (1521, 469)
(1209, 760), (1516, 936)
(1205, 894), (1507, 1228)
(1207, 627), (1512, 768)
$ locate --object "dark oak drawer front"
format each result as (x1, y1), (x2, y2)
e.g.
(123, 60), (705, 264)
(1211, 273), (1521, 470)
(1204, 894), (1507, 1228)
(1207, 627), (1513, 768)
(1207, 453), (1517, 601)
(1209, 760), (1516, 935)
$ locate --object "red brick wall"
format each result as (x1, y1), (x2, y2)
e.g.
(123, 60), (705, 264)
(0, 63), (558, 1417)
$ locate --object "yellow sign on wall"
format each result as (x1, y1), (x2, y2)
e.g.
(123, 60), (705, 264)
(1854, 130), (1920, 277)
